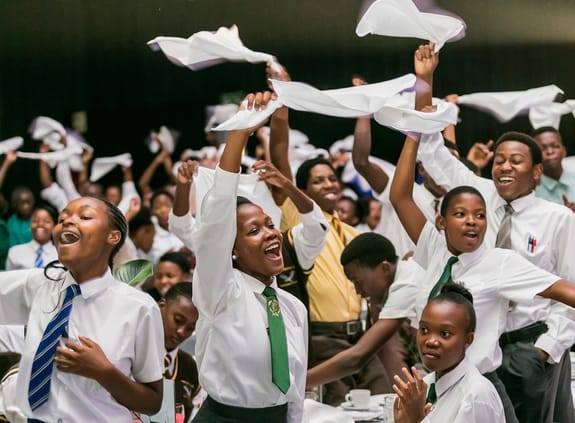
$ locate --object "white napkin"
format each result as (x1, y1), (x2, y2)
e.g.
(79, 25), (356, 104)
(193, 167), (282, 229)
(29, 116), (66, 150)
(457, 84), (564, 122)
(0, 137), (24, 155)
(89, 153), (133, 182)
(303, 399), (354, 423)
(148, 125), (177, 154)
(17, 141), (84, 169)
(259, 126), (310, 147)
(272, 74), (416, 117)
(148, 24), (280, 71)
(356, 0), (466, 52)
(374, 99), (459, 134)
(329, 135), (354, 156)
(213, 99), (283, 131)
(205, 104), (240, 132)
(529, 101), (575, 129)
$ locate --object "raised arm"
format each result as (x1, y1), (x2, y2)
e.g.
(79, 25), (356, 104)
(351, 76), (390, 195)
(390, 43), (438, 244)
(138, 147), (170, 197)
(0, 150), (17, 210)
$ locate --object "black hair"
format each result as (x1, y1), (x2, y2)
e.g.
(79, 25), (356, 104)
(99, 197), (128, 268)
(31, 203), (58, 225)
(11, 186), (34, 205)
(440, 185), (486, 218)
(340, 232), (398, 268)
(443, 138), (459, 153)
(338, 195), (360, 216)
(494, 131), (542, 165)
(531, 126), (559, 138)
(236, 195), (254, 208)
(429, 281), (476, 332)
(159, 251), (191, 275)
(163, 281), (193, 303)
(355, 196), (374, 222)
(150, 189), (174, 207)
(295, 157), (336, 190)
(128, 207), (154, 236)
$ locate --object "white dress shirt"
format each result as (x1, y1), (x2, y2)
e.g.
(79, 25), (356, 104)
(5, 240), (58, 270)
(190, 166), (308, 423)
(421, 358), (504, 422)
(146, 216), (185, 264)
(417, 134), (575, 363)
(0, 268), (164, 422)
(378, 258), (420, 322)
(413, 222), (559, 373)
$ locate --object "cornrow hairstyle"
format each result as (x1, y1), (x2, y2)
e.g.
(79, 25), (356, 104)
(430, 281), (477, 332)
(97, 197), (128, 268)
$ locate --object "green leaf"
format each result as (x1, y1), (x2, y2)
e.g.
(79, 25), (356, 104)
(113, 259), (154, 287)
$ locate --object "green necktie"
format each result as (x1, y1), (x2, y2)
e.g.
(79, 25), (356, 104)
(428, 256), (459, 300)
(426, 382), (437, 404)
(262, 286), (291, 394)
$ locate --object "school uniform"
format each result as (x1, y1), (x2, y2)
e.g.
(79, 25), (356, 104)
(5, 240), (58, 270)
(164, 348), (201, 421)
(535, 171), (575, 205)
(417, 133), (575, 422)
(6, 215), (31, 248)
(189, 166), (308, 423)
(0, 268), (164, 422)
(421, 358), (504, 422)
(146, 216), (185, 264)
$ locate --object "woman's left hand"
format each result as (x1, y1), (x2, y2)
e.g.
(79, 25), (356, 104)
(55, 336), (113, 380)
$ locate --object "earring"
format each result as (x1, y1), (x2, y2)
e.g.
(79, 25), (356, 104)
(232, 254), (237, 261)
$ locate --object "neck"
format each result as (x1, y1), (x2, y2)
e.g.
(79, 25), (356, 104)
(69, 265), (109, 283)
(544, 165), (563, 181)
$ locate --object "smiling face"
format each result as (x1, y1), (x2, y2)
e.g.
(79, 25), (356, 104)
(336, 198), (359, 226)
(304, 164), (341, 214)
(417, 300), (473, 379)
(233, 203), (283, 284)
(31, 208), (55, 245)
(438, 192), (487, 256)
(343, 260), (394, 303)
(492, 141), (542, 202)
(160, 297), (199, 352)
(154, 261), (190, 297)
(152, 193), (173, 229)
(534, 131), (565, 174)
(53, 197), (121, 281)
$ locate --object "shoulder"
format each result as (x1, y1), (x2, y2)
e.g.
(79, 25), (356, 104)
(277, 288), (307, 318)
(462, 366), (501, 402)
(109, 279), (161, 312)
(177, 350), (198, 370)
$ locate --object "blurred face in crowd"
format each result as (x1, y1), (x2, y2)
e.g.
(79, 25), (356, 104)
(31, 208), (56, 245)
(105, 186), (122, 206)
(154, 261), (190, 297)
(12, 189), (35, 219)
(304, 164), (341, 214)
(152, 193), (173, 229)
(533, 131), (565, 174)
(336, 198), (359, 226)
(365, 199), (382, 230)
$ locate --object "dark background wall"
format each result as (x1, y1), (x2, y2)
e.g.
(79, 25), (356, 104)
(1, 0), (575, 198)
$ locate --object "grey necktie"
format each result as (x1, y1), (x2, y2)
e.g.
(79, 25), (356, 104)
(496, 204), (514, 249)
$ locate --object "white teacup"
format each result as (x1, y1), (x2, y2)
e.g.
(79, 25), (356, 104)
(345, 389), (371, 409)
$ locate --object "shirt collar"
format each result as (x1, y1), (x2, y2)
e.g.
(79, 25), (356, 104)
(166, 347), (179, 360)
(540, 173), (567, 190)
(434, 357), (472, 398)
(62, 268), (115, 300)
(454, 243), (487, 272)
(238, 269), (278, 295)
(508, 192), (535, 213)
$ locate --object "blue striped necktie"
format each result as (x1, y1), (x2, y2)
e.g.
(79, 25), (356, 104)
(28, 284), (82, 411)
(35, 246), (44, 268)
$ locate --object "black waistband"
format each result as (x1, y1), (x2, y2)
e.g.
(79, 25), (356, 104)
(310, 320), (362, 337)
(202, 396), (288, 420)
(499, 321), (548, 347)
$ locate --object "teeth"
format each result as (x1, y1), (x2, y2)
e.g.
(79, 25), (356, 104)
(60, 231), (80, 244)
(499, 177), (514, 182)
(265, 243), (280, 252)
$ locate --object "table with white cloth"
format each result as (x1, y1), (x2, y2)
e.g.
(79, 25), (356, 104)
(303, 394), (396, 423)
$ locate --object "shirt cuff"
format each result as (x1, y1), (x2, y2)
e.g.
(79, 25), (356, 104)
(212, 165), (241, 196)
(534, 334), (564, 364)
(298, 203), (327, 229)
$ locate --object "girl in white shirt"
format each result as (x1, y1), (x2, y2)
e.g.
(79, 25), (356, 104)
(0, 196), (164, 421)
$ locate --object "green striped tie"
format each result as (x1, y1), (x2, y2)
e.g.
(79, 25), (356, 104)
(263, 286), (290, 394)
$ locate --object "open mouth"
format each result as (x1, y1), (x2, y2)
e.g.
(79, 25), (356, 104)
(264, 242), (281, 259)
(463, 230), (479, 239)
(497, 176), (514, 186)
(324, 192), (338, 201)
(60, 231), (80, 245)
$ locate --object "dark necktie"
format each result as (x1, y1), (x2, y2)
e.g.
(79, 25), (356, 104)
(496, 204), (514, 249)
(262, 286), (290, 394)
(35, 246), (44, 269)
(332, 216), (347, 246)
(28, 284), (81, 410)
(428, 256), (459, 300)
(164, 354), (172, 378)
(426, 382), (437, 404)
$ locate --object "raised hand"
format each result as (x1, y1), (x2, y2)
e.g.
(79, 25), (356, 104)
(562, 194), (575, 213)
(392, 367), (431, 423)
(252, 160), (289, 188)
(466, 140), (494, 171)
(414, 42), (439, 83)
(176, 160), (199, 185)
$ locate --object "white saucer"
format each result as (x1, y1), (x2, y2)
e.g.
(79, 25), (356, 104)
(340, 401), (381, 412)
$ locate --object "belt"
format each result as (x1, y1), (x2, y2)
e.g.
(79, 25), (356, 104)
(311, 320), (362, 337)
(499, 321), (548, 347)
(203, 396), (288, 420)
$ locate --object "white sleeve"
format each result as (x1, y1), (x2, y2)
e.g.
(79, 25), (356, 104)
(117, 181), (141, 216)
(131, 300), (164, 383)
(55, 162), (80, 201)
(290, 202), (328, 271)
(0, 269), (44, 325)
(168, 211), (197, 251)
(40, 183), (69, 212)
(379, 260), (419, 321)
(190, 166), (239, 317)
